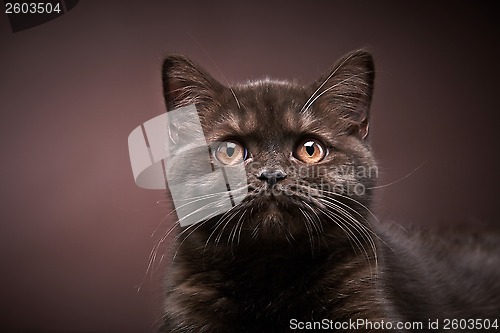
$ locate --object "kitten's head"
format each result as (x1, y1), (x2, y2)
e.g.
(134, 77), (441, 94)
(163, 50), (377, 252)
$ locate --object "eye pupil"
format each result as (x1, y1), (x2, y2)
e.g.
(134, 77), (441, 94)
(226, 143), (236, 157)
(294, 138), (326, 164)
(305, 144), (315, 156)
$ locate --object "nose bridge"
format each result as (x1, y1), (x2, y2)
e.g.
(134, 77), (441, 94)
(260, 140), (287, 167)
(254, 140), (289, 185)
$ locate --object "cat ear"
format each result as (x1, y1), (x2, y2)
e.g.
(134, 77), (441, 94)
(162, 55), (224, 111)
(308, 50), (375, 139)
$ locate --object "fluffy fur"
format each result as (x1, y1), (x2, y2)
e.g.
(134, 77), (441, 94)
(157, 50), (500, 332)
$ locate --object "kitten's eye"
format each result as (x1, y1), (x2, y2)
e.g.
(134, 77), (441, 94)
(214, 141), (247, 165)
(294, 138), (326, 164)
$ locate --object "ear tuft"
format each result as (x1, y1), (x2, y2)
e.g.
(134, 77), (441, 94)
(307, 49), (375, 139)
(162, 55), (224, 111)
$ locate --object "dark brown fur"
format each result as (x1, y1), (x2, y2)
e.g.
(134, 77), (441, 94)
(158, 50), (500, 332)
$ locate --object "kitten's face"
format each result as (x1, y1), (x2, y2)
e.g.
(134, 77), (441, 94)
(163, 51), (376, 248)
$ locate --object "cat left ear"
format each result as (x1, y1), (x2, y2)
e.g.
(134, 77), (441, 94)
(162, 55), (224, 111)
(308, 50), (375, 139)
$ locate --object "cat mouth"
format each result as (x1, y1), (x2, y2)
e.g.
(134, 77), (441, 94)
(255, 183), (288, 196)
(247, 186), (303, 216)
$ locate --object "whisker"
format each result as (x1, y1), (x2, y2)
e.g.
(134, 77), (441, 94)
(319, 197), (378, 279)
(172, 207), (226, 262)
(300, 52), (358, 113)
(299, 208), (316, 255)
(368, 161), (427, 190)
(150, 184), (248, 238)
(302, 71), (372, 113)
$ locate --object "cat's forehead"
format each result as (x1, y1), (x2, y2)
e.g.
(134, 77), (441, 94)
(204, 81), (324, 140)
(238, 82), (306, 126)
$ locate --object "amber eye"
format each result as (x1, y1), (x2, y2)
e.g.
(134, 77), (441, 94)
(294, 138), (326, 164)
(214, 141), (246, 165)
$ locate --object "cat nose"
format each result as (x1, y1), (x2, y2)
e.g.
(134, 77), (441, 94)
(257, 168), (287, 185)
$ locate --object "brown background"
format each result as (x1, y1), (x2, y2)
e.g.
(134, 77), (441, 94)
(1, 1), (499, 332)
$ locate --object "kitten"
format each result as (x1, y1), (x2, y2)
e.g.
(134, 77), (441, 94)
(157, 50), (500, 332)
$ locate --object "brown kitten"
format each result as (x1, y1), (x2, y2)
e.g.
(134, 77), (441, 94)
(157, 50), (500, 332)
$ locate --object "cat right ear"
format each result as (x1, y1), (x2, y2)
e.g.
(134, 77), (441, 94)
(308, 50), (375, 139)
(162, 55), (223, 111)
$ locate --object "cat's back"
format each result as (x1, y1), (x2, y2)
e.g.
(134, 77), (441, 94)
(376, 222), (500, 321)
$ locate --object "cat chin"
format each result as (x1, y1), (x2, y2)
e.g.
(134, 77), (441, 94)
(251, 196), (294, 220)
(252, 203), (287, 225)
(246, 203), (314, 241)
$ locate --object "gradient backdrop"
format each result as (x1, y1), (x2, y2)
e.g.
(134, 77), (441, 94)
(1, 1), (499, 332)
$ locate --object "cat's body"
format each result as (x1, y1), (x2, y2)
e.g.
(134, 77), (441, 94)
(157, 50), (500, 332)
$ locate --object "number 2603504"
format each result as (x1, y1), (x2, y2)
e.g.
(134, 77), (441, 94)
(443, 318), (499, 330)
(5, 2), (61, 14)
